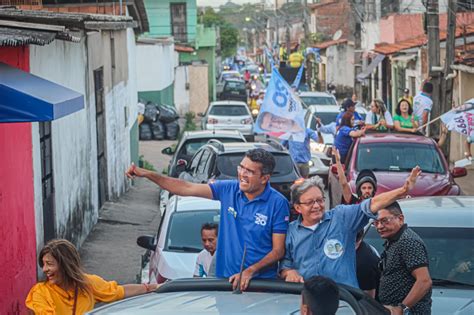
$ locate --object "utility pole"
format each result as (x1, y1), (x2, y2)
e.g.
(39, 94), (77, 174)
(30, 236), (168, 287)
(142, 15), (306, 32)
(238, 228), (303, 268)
(426, 0), (441, 138)
(440, 0), (457, 155)
(302, 0), (312, 90)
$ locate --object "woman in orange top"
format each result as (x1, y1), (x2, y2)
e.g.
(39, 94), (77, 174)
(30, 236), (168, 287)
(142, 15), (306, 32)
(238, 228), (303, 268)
(26, 239), (159, 315)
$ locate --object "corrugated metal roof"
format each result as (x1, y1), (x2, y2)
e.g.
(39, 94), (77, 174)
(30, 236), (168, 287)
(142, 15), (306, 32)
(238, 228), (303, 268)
(312, 38), (348, 50)
(0, 25), (79, 46)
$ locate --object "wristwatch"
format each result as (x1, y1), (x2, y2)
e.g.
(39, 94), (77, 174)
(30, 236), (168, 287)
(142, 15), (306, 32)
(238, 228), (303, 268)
(398, 303), (411, 315)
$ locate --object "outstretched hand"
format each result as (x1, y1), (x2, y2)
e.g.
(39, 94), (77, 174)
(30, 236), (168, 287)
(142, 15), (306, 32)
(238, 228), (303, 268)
(403, 166), (421, 192)
(125, 163), (148, 179)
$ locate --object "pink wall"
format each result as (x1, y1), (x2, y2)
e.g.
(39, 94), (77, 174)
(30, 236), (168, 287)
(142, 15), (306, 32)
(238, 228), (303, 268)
(380, 14), (425, 44)
(0, 46), (38, 315)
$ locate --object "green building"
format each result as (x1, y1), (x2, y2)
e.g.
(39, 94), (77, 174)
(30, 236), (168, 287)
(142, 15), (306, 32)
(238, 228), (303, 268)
(142, 0), (217, 103)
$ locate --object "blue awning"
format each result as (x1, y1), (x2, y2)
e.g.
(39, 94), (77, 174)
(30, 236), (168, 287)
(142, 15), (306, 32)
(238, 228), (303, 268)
(0, 62), (84, 123)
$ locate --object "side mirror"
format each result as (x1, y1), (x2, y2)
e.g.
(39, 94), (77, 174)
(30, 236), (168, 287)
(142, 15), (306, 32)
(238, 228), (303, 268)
(197, 112), (205, 117)
(137, 235), (156, 251)
(451, 167), (467, 178)
(161, 147), (174, 155)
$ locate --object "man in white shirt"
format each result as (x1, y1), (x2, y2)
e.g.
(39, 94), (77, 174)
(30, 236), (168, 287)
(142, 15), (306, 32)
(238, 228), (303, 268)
(413, 82), (433, 133)
(194, 223), (218, 277)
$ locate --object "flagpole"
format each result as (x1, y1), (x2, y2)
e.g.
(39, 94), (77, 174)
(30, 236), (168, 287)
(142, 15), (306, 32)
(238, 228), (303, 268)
(417, 102), (473, 131)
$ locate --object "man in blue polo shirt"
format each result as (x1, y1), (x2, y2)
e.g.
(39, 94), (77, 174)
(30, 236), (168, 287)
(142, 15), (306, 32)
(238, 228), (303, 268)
(280, 166), (421, 288)
(336, 98), (364, 127)
(126, 148), (289, 291)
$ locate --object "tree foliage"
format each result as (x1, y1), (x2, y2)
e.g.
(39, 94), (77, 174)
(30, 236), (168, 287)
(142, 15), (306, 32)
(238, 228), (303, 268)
(200, 7), (239, 57)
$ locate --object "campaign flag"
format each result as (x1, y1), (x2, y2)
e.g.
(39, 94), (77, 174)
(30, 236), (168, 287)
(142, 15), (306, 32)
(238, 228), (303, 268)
(264, 47), (275, 68)
(292, 64), (305, 89)
(306, 47), (322, 63)
(254, 67), (306, 142)
(440, 105), (474, 138)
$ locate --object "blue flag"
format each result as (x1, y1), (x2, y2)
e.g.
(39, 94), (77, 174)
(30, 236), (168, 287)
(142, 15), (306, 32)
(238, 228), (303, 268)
(254, 68), (306, 142)
(292, 64), (305, 89)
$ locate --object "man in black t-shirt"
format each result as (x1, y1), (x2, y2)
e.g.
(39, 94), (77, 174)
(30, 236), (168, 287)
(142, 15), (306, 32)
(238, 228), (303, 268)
(355, 230), (380, 299)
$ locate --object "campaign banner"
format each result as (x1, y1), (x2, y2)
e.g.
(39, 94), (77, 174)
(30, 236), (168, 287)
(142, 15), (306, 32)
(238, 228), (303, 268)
(254, 67), (306, 142)
(440, 107), (474, 138)
(291, 64), (305, 89)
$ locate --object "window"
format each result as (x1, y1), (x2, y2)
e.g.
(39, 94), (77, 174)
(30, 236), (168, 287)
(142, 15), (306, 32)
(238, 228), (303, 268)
(165, 210), (220, 252)
(300, 96), (337, 106)
(209, 105), (249, 116)
(170, 3), (187, 42)
(181, 137), (245, 157)
(196, 150), (211, 176)
(356, 143), (445, 174)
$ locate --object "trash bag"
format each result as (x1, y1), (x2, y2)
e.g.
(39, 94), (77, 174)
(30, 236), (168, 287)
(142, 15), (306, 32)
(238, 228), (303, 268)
(157, 104), (179, 123)
(144, 103), (159, 123)
(139, 123), (153, 140)
(165, 120), (180, 140)
(151, 120), (165, 140)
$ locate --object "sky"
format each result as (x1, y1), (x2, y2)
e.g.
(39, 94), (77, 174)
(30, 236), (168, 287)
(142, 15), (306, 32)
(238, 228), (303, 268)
(197, 0), (262, 8)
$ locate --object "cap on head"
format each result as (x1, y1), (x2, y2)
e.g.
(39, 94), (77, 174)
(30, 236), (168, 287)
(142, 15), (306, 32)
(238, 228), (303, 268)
(356, 169), (377, 196)
(341, 98), (355, 111)
(404, 88), (409, 94)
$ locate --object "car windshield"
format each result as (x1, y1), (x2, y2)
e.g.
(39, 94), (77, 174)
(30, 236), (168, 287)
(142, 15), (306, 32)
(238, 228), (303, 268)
(315, 112), (339, 126)
(217, 153), (294, 177)
(165, 210), (220, 252)
(222, 73), (240, 80)
(356, 143), (445, 173)
(224, 81), (245, 90)
(301, 96), (337, 106)
(209, 105), (249, 116)
(182, 137), (245, 157)
(365, 226), (474, 286)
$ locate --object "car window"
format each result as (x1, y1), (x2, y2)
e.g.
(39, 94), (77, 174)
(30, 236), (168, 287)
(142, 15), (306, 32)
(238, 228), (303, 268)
(224, 81), (245, 90)
(315, 112), (339, 125)
(217, 153), (294, 177)
(365, 226), (474, 286)
(356, 143), (445, 174)
(209, 105), (249, 116)
(165, 210), (220, 252)
(301, 96), (337, 106)
(181, 137), (245, 157)
(222, 73), (240, 81)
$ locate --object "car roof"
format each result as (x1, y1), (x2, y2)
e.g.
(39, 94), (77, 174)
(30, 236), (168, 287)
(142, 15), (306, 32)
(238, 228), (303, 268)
(210, 100), (248, 106)
(307, 105), (341, 113)
(358, 132), (435, 145)
(224, 78), (245, 83)
(173, 196), (221, 212)
(215, 142), (287, 154)
(182, 130), (245, 140)
(299, 91), (334, 97)
(221, 70), (240, 75)
(398, 196), (474, 228)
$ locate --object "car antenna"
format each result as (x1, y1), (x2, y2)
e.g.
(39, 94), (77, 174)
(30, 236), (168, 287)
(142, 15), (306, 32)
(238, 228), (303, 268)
(233, 244), (247, 295)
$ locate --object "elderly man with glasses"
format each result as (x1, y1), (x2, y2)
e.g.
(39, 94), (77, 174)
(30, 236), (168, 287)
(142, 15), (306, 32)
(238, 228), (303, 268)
(280, 166), (421, 289)
(126, 148), (289, 292)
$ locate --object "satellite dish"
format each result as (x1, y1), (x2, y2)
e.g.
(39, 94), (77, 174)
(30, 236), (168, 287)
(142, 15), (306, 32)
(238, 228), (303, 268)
(332, 30), (342, 41)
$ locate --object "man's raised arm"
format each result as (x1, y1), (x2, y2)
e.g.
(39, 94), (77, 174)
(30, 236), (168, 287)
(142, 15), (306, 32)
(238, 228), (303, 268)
(369, 166), (421, 214)
(126, 164), (213, 199)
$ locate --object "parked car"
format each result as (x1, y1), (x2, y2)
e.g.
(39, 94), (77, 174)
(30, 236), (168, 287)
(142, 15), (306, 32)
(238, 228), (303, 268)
(136, 195), (221, 284)
(216, 70), (241, 95)
(179, 141), (300, 200)
(328, 132), (467, 207)
(299, 91), (338, 108)
(200, 101), (254, 140)
(161, 130), (246, 178)
(88, 278), (389, 314)
(364, 196), (474, 315)
(219, 79), (247, 103)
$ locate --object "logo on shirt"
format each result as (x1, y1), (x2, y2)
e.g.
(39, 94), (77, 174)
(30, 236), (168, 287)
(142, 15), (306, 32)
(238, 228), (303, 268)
(324, 239), (344, 259)
(227, 206), (237, 218)
(254, 213), (268, 226)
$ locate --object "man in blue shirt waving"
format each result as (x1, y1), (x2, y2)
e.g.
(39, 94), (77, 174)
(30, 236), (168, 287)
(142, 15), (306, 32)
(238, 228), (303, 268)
(126, 148), (289, 291)
(280, 166), (421, 288)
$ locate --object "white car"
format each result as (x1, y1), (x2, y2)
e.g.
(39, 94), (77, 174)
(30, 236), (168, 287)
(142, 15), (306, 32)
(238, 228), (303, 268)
(137, 196), (220, 284)
(298, 91), (338, 108)
(200, 101), (254, 139)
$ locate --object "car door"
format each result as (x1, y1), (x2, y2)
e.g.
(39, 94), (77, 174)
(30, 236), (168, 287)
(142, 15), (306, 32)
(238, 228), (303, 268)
(180, 149), (204, 182)
(195, 149), (212, 183)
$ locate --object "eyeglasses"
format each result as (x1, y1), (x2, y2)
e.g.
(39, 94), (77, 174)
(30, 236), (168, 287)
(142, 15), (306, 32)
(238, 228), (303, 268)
(237, 165), (261, 177)
(298, 198), (325, 207)
(372, 215), (399, 227)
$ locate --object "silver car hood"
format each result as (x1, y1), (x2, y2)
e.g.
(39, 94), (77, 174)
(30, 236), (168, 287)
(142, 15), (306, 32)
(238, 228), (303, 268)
(432, 287), (474, 315)
(88, 291), (355, 314)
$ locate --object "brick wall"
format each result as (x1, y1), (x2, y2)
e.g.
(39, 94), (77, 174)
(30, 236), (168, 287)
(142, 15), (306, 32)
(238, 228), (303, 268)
(311, 0), (354, 40)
